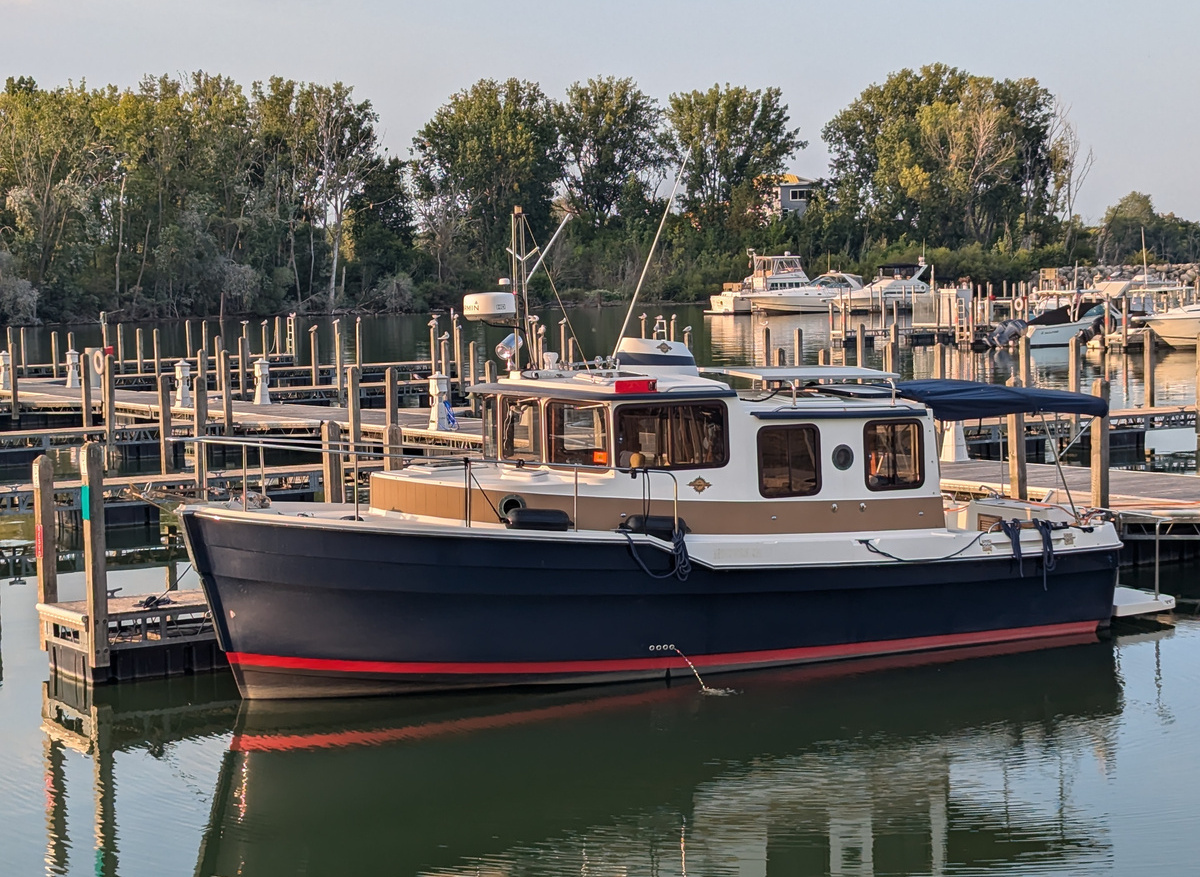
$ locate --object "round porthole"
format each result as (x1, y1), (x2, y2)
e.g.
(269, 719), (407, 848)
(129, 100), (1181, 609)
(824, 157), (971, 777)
(499, 494), (527, 517)
(832, 444), (854, 470)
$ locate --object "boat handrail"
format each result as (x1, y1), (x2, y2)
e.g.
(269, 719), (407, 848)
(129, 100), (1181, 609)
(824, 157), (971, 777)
(178, 434), (682, 537)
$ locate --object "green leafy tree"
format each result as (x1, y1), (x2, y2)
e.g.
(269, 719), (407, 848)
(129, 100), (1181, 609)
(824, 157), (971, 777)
(555, 76), (665, 225)
(666, 83), (805, 228)
(412, 78), (562, 259)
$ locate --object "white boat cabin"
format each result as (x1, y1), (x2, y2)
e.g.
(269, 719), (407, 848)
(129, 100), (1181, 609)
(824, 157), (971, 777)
(369, 363), (947, 537)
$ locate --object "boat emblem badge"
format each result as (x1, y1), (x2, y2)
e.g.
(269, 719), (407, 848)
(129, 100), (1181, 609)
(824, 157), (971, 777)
(657, 342), (671, 353)
(688, 477), (712, 493)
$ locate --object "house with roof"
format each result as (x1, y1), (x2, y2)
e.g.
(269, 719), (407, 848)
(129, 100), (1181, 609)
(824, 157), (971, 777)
(766, 174), (816, 220)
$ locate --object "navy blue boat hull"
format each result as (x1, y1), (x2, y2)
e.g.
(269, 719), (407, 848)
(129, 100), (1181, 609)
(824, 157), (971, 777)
(181, 512), (1119, 699)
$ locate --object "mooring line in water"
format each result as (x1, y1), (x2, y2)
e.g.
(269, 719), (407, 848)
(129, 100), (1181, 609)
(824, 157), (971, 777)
(673, 648), (737, 696)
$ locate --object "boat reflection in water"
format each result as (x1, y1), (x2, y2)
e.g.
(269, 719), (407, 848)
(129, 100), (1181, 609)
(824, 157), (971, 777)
(195, 635), (1122, 877)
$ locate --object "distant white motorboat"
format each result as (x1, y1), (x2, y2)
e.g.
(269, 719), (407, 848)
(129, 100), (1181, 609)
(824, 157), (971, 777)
(1140, 303), (1200, 348)
(833, 263), (932, 313)
(709, 251), (816, 315)
(750, 271), (862, 314)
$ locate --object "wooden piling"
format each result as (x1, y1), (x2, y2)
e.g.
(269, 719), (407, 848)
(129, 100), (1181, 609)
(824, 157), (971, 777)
(219, 349), (233, 435)
(81, 442), (109, 673)
(484, 360), (497, 384)
(238, 336), (250, 400)
(309, 327), (320, 387)
(1121, 297), (1130, 350)
(19, 326), (28, 375)
(158, 374), (172, 475)
(1068, 336), (1081, 428)
(347, 366), (361, 459)
(260, 321), (269, 358)
(383, 424), (402, 471)
(80, 350), (93, 428)
(1143, 327), (1156, 407)
(274, 316), (283, 354)
(135, 327), (145, 375)
(793, 328), (803, 365)
(33, 455), (57, 612)
(467, 341), (478, 387)
(153, 328), (162, 378)
(116, 324), (126, 374)
(1091, 378), (1110, 509)
(761, 326), (771, 366)
(818, 349), (830, 366)
(8, 341), (19, 423)
(356, 316), (363, 365)
(194, 362), (208, 494)
(334, 321), (345, 404)
(185, 320), (194, 357)
(856, 322), (866, 366)
(773, 347), (786, 367)
(321, 421), (345, 503)
(67, 331), (75, 355)
(1018, 335), (1031, 387)
(1006, 377), (1028, 500)
(385, 366), (398, 430)
(933, 343), (945, 379)
(103, 354), (116, 458)
(51, 331), (60, 379)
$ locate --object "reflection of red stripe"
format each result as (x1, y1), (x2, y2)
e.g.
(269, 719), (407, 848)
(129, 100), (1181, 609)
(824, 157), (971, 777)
(227, 621), (1096, 677)
(229, 629), (1099, 754)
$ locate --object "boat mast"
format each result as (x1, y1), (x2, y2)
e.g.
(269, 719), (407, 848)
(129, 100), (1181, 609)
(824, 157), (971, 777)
(612, 156), (689, 359)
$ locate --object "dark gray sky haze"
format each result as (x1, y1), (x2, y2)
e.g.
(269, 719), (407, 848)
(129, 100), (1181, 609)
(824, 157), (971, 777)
(6, 0), (1197, 221)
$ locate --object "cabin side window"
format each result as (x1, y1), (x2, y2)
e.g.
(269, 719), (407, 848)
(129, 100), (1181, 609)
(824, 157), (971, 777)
(614, 402), (728, 469)
(864, 420), (924, 491)
(757, 425), (821, 498)
(500, 396), (541, 462)
(546, 401), (610, 466)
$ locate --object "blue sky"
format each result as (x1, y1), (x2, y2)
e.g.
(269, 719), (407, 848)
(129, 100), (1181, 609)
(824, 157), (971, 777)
(5, 0), (1197, 222)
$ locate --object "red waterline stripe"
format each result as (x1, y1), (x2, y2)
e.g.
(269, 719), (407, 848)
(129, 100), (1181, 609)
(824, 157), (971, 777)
(226, 621), (1096, 677)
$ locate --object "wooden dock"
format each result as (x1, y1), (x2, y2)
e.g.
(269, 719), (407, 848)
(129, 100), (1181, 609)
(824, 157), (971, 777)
(39, 589), (223, 683)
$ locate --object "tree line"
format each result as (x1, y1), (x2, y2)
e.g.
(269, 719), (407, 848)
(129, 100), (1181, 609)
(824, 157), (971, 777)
(1, 67), (1196, 324)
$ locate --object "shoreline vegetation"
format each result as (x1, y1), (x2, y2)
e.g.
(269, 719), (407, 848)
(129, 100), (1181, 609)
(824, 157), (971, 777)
(1, 67), (1197, 326)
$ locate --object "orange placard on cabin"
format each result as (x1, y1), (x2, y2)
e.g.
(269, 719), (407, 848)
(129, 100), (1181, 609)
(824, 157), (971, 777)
(593, 451), (609, 465)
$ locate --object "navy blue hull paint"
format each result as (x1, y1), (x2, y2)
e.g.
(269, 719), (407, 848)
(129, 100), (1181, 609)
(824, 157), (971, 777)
(182, 512), (1119, 698)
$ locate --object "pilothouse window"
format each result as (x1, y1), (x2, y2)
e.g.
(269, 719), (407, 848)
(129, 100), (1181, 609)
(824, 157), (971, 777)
(758, 426), (821, 497)
(500, 397), (541, 462)
(865, 420), (923, 490)
(547, 401), (610, 466)
(615, 403), (727, 469)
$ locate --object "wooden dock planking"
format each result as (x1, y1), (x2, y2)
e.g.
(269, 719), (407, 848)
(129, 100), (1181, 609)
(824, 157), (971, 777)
(941, 460), (1200, 513)
(0, 377), (483, 441)
(38, 589), (225, 683)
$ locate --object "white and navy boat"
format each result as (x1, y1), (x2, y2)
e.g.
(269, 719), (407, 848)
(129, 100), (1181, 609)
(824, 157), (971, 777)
(181, 310), (1121, 699)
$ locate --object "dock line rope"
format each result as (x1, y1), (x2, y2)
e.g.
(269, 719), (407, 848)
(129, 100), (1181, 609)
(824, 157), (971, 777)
(1031, 518), (1060, 591)
(623, 529), (691, 581)
(855, 530), (988, 563)
(999, 519), (1024, 576)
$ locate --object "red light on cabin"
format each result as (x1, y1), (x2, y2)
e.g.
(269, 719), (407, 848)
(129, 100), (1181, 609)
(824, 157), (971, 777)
(613, 378), (657, 394)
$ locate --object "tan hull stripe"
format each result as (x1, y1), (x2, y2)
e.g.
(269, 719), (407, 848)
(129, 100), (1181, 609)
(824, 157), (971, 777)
(370, 477), (943, 535)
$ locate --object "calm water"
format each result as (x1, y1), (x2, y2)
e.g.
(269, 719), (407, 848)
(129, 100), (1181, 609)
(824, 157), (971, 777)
(0, 553), (1198, 876)
(1, 307), (1199, 874)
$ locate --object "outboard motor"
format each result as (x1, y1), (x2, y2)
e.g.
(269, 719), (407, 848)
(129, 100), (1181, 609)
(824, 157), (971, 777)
(986, 319), (1028, 348)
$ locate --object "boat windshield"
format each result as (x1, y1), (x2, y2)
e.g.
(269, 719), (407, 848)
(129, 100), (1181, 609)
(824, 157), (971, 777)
(547, 401), (610, 466)
(498, 396), (541, 462)
(614, 402), (728, 469)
